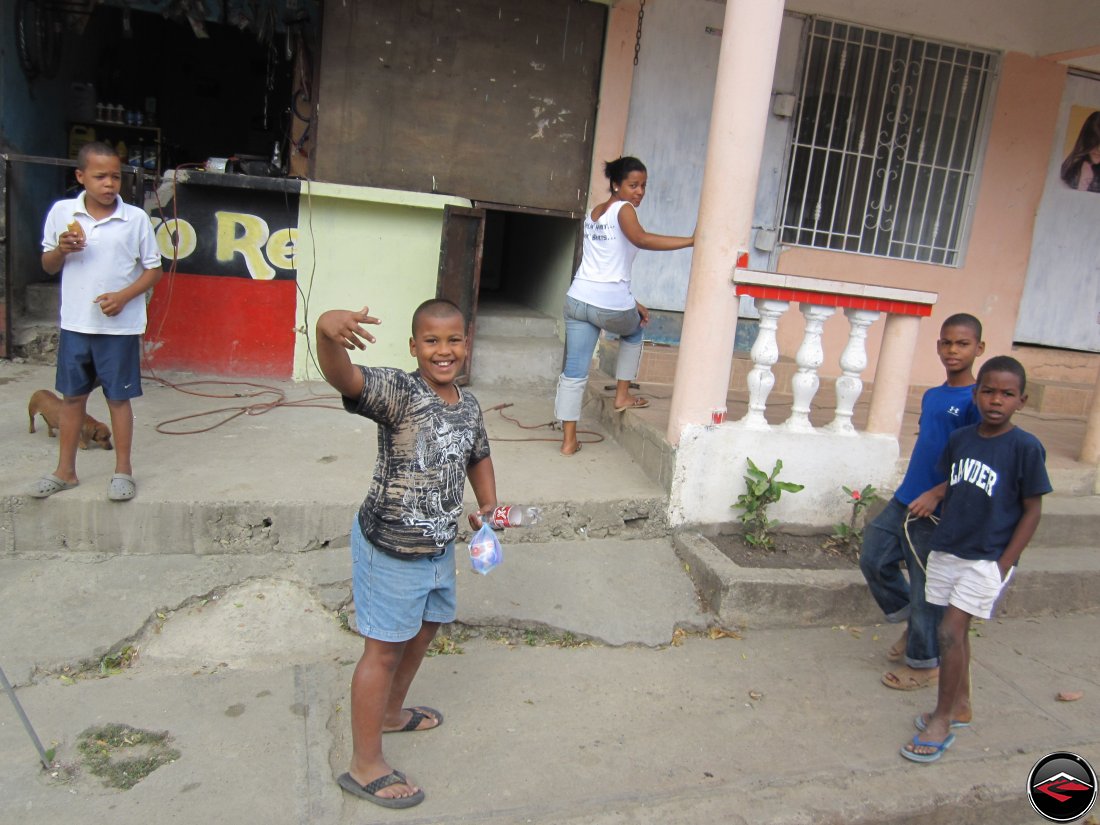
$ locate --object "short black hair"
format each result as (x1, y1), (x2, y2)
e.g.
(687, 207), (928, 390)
(940, 312), (982, 340)
(604, 156), (647, 193)
(76, 141), (119, 170)
(977, 355), (1027, 394)
(411, 298), (465, 337)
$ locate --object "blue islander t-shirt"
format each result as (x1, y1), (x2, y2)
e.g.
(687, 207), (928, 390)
(894, 383), (980, 506)
(930, 425), (1052, 561)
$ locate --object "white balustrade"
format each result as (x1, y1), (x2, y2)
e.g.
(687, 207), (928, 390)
(826, 308), (881, 434)
(784, 304), (835, 431)
(731, 269), (936, 439)
(740, 298), (789, 428)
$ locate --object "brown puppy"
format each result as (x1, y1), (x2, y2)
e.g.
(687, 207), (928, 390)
(28, 389), (113, 450)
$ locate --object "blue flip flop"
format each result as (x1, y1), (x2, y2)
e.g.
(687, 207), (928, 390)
(901, 732), (956, 763)
(914, 713), (970, 732)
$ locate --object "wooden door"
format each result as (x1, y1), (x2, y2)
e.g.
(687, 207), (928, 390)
(437, 205), (486, 385)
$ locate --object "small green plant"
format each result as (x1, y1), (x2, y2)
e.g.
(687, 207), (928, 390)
(826, 484), (881, 555)
(99, 645), (137, 676)
(732, 458), (804, 550)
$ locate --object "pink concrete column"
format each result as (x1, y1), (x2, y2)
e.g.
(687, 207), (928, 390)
(665, 0), (785, 446)
(1079, 367), (1100, 468)
(866, 313), (922, 437)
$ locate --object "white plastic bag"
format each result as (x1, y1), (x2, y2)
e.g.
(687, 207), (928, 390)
(468, 522), (503, 575)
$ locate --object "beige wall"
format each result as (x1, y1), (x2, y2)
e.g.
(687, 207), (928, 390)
(774, 52), (1067, 387)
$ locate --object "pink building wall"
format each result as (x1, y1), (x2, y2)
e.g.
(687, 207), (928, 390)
(775, 52), (1067, 387)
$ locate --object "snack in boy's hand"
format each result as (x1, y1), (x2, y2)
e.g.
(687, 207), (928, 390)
(63, 220), (85, 243)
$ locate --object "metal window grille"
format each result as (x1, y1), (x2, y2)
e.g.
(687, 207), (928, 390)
(780, 19), (996, 266)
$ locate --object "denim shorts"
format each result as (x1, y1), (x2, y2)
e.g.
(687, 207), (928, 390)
(56, 330), (142, 400)
(350, 519), (457, 642)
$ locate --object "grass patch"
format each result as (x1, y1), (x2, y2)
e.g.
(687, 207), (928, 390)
(77, 723), (180, 790)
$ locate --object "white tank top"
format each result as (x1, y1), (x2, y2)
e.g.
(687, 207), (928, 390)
(567, 200), (639, 310)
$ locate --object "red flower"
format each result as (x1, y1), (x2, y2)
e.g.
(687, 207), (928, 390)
(850, 490), (862, 501)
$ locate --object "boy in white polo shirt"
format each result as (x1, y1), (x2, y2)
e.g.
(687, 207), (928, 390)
(30, 142), (162, 501)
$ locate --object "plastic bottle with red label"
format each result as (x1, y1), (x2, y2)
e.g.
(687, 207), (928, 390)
(489, 505), (542, 528)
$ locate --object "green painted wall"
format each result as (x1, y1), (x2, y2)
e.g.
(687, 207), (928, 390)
(293, 182), (470, 380)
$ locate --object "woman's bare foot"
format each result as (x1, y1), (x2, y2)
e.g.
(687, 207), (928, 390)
(560, 439), (582, 456)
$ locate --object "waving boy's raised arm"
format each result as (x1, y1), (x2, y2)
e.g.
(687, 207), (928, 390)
(315, 306), (381, 399)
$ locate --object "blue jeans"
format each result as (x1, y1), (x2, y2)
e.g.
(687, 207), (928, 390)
(859, 497), (942, 668)
(554, 295), (644, 421)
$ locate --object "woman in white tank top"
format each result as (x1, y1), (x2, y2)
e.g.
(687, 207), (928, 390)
(554, 157), (694, 456)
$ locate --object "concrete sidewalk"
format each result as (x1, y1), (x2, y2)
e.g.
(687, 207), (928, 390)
(2, 359), (1099, 823)
(1, 546), (1097, 825)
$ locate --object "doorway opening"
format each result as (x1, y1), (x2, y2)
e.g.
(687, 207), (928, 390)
(476, 207), (580, 318)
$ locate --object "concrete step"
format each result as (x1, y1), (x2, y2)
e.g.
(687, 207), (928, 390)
(11, 321), (58, 363)
(474, 301), (559, 338)
(1028, 379), (1093, 417)
(1032, 495), (1100, 545)
(471, 334), (562, 386)
(1, 494), (670, 556)
(674, 532), (1100, 630)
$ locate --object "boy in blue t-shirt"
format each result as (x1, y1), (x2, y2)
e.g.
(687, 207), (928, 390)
(902, 356), (1052, 763)
(861, 314), (984, 691)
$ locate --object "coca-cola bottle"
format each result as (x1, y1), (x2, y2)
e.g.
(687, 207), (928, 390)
(489, 505), (542, 528)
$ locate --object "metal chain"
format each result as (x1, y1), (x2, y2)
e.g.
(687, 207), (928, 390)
(633, 0), (645, 66)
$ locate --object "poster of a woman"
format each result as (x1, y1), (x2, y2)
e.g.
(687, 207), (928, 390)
(1060, 106), (1100, 192)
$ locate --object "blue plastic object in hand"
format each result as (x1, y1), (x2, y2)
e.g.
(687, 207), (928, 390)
(469, 523), (503, 575)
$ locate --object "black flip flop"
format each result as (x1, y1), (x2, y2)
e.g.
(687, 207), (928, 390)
(387, 706), (444, 733)
(337, 770), (425, 808)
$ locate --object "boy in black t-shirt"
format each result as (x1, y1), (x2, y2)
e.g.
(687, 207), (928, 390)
(902, 356), (1052, 763)
(317, 299), (498, 807)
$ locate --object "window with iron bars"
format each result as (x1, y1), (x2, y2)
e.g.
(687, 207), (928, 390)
(780, 19), (996, 266)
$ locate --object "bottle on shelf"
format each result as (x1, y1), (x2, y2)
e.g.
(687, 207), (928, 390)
(488, 505), (542, 528)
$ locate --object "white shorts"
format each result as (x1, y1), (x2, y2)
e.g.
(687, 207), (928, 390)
(924, 550), (1014, 620)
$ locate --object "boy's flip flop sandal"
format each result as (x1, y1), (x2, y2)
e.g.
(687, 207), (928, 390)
(337, 770), (425, 808)
(29, 474), (79, 499)
(385, 706), (443, 733)
(108, 473), (137, 501)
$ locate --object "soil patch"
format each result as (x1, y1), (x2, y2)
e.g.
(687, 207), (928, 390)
(710, 532), (859, 570)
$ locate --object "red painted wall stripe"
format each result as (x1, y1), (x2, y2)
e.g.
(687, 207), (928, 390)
(144, 272), (297, 378)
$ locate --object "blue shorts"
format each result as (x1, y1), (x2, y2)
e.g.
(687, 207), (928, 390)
(56, 330), (143, 400)
(350, 519), (457, 642)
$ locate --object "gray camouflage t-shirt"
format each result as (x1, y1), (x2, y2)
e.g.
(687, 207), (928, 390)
(344, 366), (490, 556)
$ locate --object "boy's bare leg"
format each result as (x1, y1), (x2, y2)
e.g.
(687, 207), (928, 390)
(908, 605), (970, 756)
(53, 394), (90, 484)
(106, 398), (134, 476)
(383, 621), (442, 731)
(348, 638), (421, 800)
(561, 420), (580, 456)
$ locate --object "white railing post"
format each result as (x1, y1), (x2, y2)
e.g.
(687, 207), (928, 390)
(741, 298), (789, 428)
(784, 303), (835, 431)
(826, 308), (882, 435)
